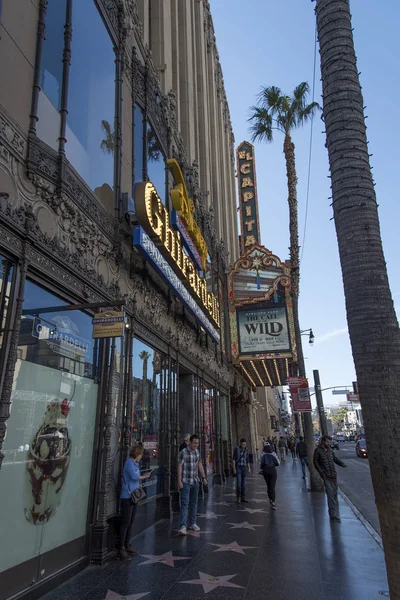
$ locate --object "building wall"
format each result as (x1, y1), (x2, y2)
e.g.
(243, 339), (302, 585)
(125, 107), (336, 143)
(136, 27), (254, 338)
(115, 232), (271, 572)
(136, 0), (239, 265)
(0, 2), (249, 598)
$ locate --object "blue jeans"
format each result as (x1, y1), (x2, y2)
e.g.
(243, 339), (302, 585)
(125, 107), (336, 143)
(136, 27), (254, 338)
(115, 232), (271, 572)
(300, 456), (309, 477)
(236, 465), (247, 499)
(180, 482), (199, 528)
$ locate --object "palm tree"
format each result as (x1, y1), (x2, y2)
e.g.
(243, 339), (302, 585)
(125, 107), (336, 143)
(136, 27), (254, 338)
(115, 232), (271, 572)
(100, 119), (115, 155)
(315, 0), (400, 592)
(249, 83), (322, 492)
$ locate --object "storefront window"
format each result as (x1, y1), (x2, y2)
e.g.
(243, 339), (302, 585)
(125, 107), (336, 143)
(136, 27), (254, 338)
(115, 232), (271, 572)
(203, 386), (215, 474)
(36, 0), (67, 150)
(0, 257), (14, 363)
(146, 121), (166, 203)
(0, 280), (98, 574)
(133, 104), (144, 186)
(66, 0), (115, 208)
(131, 339), (162, 497)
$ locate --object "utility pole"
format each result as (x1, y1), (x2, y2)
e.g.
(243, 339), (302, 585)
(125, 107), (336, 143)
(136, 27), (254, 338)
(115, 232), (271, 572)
(313, 369), (328, 436)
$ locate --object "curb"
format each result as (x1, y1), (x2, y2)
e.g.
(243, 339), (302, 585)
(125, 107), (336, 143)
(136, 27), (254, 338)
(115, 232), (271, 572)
(339, 487), (383, 550)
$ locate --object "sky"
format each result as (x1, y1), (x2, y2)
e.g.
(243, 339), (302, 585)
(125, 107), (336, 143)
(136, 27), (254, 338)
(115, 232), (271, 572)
(211, 0), (400, 408)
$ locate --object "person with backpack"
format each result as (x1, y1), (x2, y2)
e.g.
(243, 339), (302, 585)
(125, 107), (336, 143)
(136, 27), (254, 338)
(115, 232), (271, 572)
(232, 438), (251, 503)
(260, 442), (280, 509)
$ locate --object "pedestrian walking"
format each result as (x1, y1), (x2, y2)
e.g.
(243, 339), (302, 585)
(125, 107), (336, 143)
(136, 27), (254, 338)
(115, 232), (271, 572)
(119, 444), (152, 561)
(296, 436), (309, 479)
(232, 438), (251, 503)
(177, 434), (208, 535)
(179, 433), (191, 452)
(288, 438), (296, 461)
(260, 442), (280, 509)
(278, 436), (287, 462)
(313, 435), (347, 522)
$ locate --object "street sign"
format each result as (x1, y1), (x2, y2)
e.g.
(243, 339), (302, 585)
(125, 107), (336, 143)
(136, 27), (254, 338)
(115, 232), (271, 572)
(92, 310), (125, 339)
(346, 393), (359, 403)
(287, 376), (312, 412)
(332, 389), (351, 395)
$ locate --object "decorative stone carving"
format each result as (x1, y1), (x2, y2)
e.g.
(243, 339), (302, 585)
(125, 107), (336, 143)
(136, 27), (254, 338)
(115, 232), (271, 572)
(0, 106), (26, 159)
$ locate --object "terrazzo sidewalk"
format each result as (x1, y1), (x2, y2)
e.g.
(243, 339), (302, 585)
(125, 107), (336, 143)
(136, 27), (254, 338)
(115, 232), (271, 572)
(40, 459), (389, 600)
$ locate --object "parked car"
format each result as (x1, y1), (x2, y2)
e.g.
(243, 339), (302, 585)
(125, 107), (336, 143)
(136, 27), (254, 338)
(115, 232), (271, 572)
(356, 439), (368, 458)
(331, 439), (339, 450)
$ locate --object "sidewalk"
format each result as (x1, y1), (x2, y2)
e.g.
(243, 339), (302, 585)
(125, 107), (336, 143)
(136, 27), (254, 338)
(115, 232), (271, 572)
(41, 459), (389, 600)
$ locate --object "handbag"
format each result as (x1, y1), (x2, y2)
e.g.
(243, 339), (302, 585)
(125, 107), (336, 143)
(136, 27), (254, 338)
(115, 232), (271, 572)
(123, 475), (146, 505)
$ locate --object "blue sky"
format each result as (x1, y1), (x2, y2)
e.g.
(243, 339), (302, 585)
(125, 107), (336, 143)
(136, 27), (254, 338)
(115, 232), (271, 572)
(211, 0), (400, 407)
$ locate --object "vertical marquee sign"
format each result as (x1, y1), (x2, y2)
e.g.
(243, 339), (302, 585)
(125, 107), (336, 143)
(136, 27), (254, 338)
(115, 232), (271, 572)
(237, 141), (261, 252)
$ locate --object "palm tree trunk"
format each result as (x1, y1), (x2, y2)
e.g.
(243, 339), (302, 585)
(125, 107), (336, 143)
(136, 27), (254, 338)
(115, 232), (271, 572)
(283, 134), (323, 493)
(316, 0), (400, 595)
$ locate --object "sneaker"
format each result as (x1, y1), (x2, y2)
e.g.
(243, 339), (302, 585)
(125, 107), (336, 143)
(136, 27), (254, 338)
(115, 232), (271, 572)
(270, 502), (277, 510)
(236, 496), (241, 503)
(188, 524), (200, 532)
(179, 525), (187, 535)
(330, 516), (341, 523)
(118, 547), (131, 561)
(241, 498), (249, 503)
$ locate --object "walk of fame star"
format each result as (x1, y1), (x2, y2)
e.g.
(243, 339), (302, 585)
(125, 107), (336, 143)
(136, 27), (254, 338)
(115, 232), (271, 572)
(180, 571), (243, 594)
(255, 491), (269, 495)
(224, 492), (238, 497)
(197, 511), (226, 519)
(227, 521), (263, 530)
(139, 551), (191, 567)
(105, 591), (149, 600)
(246, 498), (266, 503)
(239, 508), (267, 514)
(211, 501), (230, 506)
(209, 541), (256, 554)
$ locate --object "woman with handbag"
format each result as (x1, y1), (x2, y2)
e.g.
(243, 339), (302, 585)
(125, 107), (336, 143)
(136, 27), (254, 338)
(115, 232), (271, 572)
(119, 444), (151, 561)
(260, 442), (280, 510)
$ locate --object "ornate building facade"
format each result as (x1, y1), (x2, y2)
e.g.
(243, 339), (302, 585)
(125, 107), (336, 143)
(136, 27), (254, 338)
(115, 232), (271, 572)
(0, 1), (252, 598)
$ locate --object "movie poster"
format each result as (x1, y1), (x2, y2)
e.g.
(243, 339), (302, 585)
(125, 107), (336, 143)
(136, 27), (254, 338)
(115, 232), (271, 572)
(237, 306), (290, 354)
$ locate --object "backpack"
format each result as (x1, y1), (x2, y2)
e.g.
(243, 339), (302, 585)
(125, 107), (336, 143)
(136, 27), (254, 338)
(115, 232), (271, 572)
(261, 452), (280, 468)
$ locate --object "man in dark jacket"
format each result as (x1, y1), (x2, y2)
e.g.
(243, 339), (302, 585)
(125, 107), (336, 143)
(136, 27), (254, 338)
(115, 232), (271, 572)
(232, 438), (251, 503)
(296, 436), (308, 479)
(313, 435), (347, 522)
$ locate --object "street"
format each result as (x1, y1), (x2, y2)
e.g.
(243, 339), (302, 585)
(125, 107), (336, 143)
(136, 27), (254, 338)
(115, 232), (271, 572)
(335, 442), (381, 535)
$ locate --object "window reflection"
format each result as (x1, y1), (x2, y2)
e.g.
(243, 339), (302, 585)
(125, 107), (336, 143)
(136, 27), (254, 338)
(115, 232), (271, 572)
(203, 386), (215, 474)
(36, 0), (67, 150)
(133, 104), (144, 186)
(0, 257), (14, 359)
(66, 0), (115, 210)
(146, 122), (165, 203)
(132, 339), (162, 496)
(18, 280), (96, 379)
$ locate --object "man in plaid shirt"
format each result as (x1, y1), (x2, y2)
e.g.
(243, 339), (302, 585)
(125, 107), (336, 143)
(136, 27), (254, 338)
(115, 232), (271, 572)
(178, 434), (207, 535)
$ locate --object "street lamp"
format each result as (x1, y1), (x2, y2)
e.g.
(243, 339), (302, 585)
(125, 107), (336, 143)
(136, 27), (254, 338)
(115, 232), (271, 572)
(300, 328), (315, 346)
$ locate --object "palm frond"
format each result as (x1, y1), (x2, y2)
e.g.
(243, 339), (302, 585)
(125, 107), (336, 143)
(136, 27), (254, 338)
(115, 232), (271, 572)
(257, 85), (282, 109)
(248, 106), (274, 143)
(297, 101), (321, 126)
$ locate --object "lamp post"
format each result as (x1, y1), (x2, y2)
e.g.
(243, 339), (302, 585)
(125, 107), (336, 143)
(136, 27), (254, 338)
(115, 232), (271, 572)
(300, 328), (315, 346)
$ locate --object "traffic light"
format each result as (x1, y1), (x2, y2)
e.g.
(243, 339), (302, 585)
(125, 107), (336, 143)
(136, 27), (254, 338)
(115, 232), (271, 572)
(353, 381), (359, 395)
